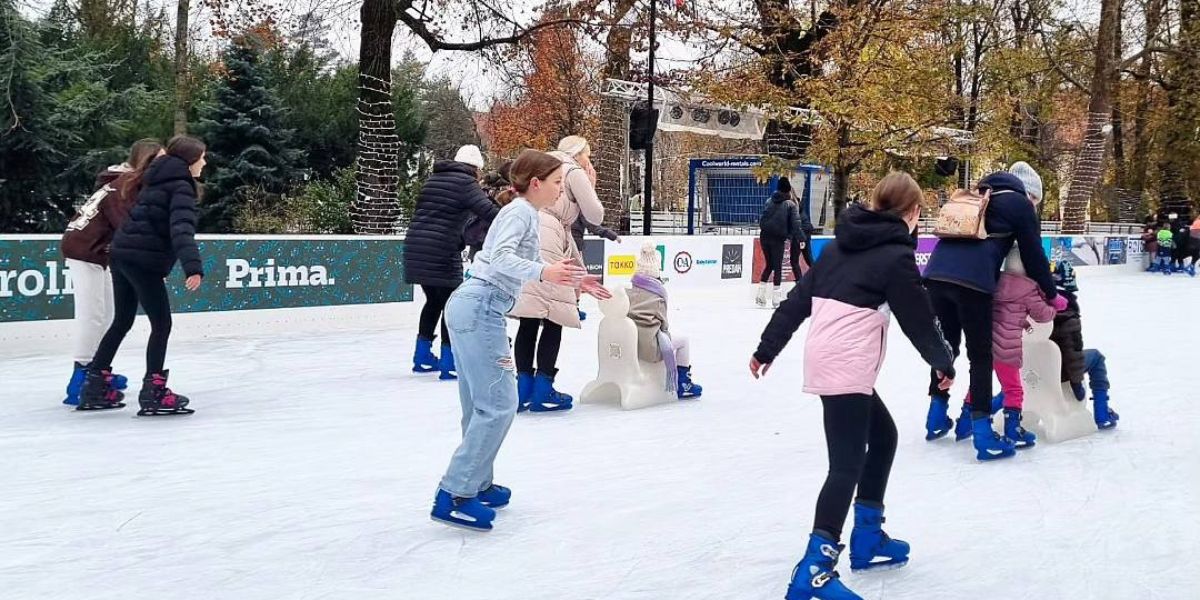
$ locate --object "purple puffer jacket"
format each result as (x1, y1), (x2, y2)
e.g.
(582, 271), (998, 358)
(993, 272), (1056, 366)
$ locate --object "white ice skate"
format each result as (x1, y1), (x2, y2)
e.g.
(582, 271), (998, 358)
(755, 283), (769, 308)
(1017, 320), (1097, 444)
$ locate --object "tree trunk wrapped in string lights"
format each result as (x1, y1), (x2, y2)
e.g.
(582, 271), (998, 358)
(352, 0), (401, 234)
(1062, 111), (1112, 232)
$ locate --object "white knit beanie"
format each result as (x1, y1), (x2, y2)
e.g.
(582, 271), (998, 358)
(1008, 161), (1043, 204)
(635, 243), (660, 277)
(454, 145), (485, 169)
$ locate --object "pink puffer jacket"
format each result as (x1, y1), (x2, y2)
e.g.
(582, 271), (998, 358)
(992, 272), (1056, 366)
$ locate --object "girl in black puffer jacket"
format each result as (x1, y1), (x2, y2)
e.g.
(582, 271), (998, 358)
(78, 136), (207, 416)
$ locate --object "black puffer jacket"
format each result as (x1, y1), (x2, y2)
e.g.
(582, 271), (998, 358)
(110, 155), (203, 278)
(404, 160), (499, 288)
(759, 192), (800, 240)
(1050, 289), (1084, 384)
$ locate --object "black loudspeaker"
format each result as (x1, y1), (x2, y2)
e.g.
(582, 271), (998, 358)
(629, 106), (659, 150)
(935, 157), (960, 177)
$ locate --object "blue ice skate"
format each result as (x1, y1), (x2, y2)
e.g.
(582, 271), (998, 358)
(1094, 389), (1119, 430)
(517, 371), (535, 413)
(924, 396), (953, 441)
(973, 417), (1016, 461)
(1003, 408), (1036, 448)
(477, 484), (512, 509)
(431, 489), (495, 532)
(677, 366), (702, 399)
(785, 533), (862, 600)
(412, 337), (439, 373)
(849, 502), (909, 571)
(954, 403), (972, 441)
(63, 362), (87, 405)
(529, 371), (573, 412)
(439, 344), (457, 380)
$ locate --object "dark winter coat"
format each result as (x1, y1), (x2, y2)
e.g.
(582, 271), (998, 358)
(1050, 289), (1085, 384)
(404, 160), (500, 288)
(924, 172), (1057, 299)
(61, 165), (139, 267)
(110, 155), (203, 278)
(754, 205), (955, 395)
(1172, 222), (1193, 257)
(759, 192), (800, 240)
(571, 216), (620, 251)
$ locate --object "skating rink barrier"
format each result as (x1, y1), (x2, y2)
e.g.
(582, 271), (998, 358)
(1, 233), (1138, 355)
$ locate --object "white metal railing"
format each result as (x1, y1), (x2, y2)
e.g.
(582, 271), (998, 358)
(625, 212), (1142, 236)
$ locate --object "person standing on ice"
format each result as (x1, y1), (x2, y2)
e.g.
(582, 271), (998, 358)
(948, 246), (1058, 448)
(60, 139), (164, 406)
(76, 136), (207, 416)
(921, 161), (1065, 461)
(626, 243), (703, 399)
(431, 149), (610, 532)
(507, 136), (605, 412)
(749, 172), (956, 600)
(757, 176), (801, 307)
(404, 145), (500, 380)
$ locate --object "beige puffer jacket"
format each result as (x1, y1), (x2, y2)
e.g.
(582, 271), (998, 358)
(509, 193), (584, 328)
(627, 283), (670, 363)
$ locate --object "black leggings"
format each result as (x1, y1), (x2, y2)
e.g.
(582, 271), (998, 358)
(419, 284), (455, 346)
(91, 259), (173, 376)
(760, 237), (785, 285)
(926, 280), (994, 416)
(514, 317), (562, 376)
(789, 236), (813, 280)
(814, 392), (898, 541)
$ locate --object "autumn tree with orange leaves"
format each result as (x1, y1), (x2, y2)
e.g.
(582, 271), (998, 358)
(486, 14), (601, 158)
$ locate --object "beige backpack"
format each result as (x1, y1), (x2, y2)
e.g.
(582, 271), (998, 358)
(934, 188), (991, 239)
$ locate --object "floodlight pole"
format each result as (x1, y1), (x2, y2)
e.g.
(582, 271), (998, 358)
(642, 0), (656, 236)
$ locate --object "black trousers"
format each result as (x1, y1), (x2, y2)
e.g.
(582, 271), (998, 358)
(418, 284), (455, 346)
(814, 392), (898, 542)
(926, 280), (994, 416)
(759, 237), (785, 285)
(91, 259), (173, 376)
(514, 317), (563, 375)
(789, 236), (813, 280)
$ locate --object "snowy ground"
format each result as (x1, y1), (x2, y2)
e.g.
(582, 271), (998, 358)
(1, 267), (1197, 600)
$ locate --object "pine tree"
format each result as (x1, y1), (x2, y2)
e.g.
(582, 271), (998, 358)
(199, 35), (302, 232)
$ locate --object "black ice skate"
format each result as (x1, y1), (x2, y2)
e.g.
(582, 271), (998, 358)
(136, 371), (194, 416)
(75, 368), (126, 411)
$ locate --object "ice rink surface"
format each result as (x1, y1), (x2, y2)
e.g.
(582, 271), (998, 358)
(1, 267), (1197, 600)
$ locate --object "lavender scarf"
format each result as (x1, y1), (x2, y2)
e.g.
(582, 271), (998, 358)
(631, 273), (676, 393)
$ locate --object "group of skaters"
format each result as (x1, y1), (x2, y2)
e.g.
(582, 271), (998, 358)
(60, 136), (208, 415)
(55, 134), (1128, 599)
(1141, 212), (1200, 274)
(751, 162), (1120, 600)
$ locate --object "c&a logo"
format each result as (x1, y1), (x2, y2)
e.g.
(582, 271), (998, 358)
(673, 251), (693, 274)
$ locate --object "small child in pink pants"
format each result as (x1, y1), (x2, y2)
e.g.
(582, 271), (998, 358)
(956, 247), (1059, 448)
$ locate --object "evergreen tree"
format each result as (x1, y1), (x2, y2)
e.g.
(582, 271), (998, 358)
(199, 36), (302, 232)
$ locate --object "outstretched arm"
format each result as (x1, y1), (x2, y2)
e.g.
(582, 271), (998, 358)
(885, 252), (955, 376)
(753, 270), (814, 365)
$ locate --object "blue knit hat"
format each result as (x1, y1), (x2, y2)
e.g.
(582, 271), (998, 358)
(1053, 260), (1077, 292)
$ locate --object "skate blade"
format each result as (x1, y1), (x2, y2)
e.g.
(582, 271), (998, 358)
(925, 429), (950, 441)
(851, 559), (909, 573)
(75, 402), (126, 411)
(136, 407), (195, 417)
(430, 514), (493, 532)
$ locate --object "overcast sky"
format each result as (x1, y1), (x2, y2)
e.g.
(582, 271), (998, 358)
(18, 0), (1103, 110)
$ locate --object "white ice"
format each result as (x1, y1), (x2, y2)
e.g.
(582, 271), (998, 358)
(1, 267), (1197, 600)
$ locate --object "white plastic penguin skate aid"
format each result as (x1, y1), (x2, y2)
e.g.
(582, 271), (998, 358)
(1018, 320), (1096, 443)
(579, 287), (678, 410)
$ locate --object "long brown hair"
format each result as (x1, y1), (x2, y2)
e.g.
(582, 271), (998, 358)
(166, 135), (206, 167)
(870, 171), (923, 219)
(115, 138), (164, 199)
(497, 149), (563, 205)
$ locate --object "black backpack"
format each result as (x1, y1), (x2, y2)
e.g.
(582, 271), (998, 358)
(759, 199), (789, 238)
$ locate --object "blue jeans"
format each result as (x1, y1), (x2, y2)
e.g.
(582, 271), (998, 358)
(1083, 349), (1109, 392)
(438, 278), (519, 498)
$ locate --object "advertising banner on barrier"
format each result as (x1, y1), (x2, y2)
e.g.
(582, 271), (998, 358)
(602, 236), (748, 288)
(0, 236), (412, 323)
